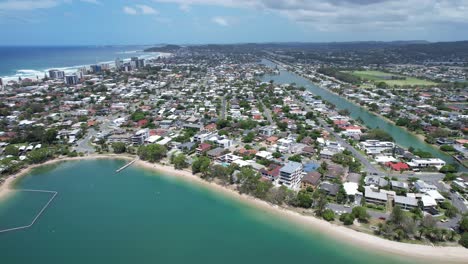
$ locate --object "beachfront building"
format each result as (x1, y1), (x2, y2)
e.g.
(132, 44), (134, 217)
(65, 74), (79, 85)
(279, 161), (303, 189)
(131, 129), (149, 145)
(49, 69), (65, 80)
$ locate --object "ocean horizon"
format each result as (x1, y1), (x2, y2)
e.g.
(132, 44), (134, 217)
(0, 45), (161, 81)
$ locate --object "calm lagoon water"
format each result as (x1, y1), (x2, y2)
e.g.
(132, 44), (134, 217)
(0, 160), (411, 264)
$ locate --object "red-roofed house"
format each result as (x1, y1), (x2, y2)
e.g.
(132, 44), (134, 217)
(202, 123), (217, 132)
(386, 162), (410, 171)
(196, 143), (212, 155)
(260, 164), (281, 182)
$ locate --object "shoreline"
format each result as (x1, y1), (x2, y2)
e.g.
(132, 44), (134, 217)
(1, 154), (467, 263)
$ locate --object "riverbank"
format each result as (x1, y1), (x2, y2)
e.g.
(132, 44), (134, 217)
(1, 154), (467, 263)
(264, 58), (462, 169)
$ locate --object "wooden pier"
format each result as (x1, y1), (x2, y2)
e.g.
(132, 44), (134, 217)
(116, 159), (137, 173)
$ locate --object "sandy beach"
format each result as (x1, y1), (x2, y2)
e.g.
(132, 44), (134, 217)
(1, 154), (467, 263)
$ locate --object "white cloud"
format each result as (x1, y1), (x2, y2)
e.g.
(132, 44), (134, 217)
(0, 0), (60, 11)
(80, 0), (102, 5)
(136, 4), (159, 15)
(153, 0), (468, 31)
(212, 16), (229, 26)
(123, 4), (159, 15)
(123, 6), (138, 15)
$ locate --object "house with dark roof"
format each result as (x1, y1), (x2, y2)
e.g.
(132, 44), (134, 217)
(301, 171), (321, 190)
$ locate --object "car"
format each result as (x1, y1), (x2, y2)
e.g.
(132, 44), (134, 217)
(378, 217), (386, 221)
(344, 205), (351, 208)
(440, 219), (449, 223)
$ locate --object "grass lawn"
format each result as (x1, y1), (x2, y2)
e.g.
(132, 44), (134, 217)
(346, 70), (437, 87)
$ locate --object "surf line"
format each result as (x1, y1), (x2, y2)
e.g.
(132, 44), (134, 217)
(0, 189), (58, 234)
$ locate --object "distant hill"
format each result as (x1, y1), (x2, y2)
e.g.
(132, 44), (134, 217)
(144, 45), (182, 52)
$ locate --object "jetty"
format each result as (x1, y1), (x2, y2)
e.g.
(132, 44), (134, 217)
(116, 158), (137, 173)
(0, 189), (58, 234)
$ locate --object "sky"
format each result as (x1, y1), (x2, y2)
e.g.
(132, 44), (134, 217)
(0, 0), (468, 45)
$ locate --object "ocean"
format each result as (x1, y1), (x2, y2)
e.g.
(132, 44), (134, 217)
(0, 46), (161, 81)
(0, 159), (410, 264)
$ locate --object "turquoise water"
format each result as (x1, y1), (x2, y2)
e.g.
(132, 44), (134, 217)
(260, 59), (462, 169)
(0, 159), (410, 264)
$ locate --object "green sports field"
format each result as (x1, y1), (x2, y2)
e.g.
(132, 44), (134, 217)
(346, 70), (437, 86)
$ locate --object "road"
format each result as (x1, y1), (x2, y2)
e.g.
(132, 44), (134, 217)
(434, 180), (468, 214)
(260, 100), (274, 125)
(317, 118), (381, 175)
(221, 95), (226, 119)
(74, 128), (97, 154)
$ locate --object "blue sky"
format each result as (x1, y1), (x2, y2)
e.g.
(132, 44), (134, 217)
(0, 0), (468, 45)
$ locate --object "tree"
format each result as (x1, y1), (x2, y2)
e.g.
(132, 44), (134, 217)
(421, 215), (436, 229)
(336, 184), (348, 204)
(288, 154), (302, 163)
(314, 190), (328, 217)
(267, 185), (292, 205)
(459, 216), (468, 232)
(351, 206), (370, 222)
(137, 144), (167, 162)
(27, 148), (53, 164)
(192, 156), (211, 175)
(389, 205), (405, 226)
(237, 167), (261, 194)
(460, 232), (468, 248)
(254, 180), (273, 199)
(4, 145), (19, 156)
(340, 213), (355, 225)
(322, 209), (335, 221)
(112, 142), (126, 154)
(173, 153), (188, 170)
(295, 190), (313, 208)
(242, 132), (255, 143)
(42, 129), (58, 144)
(444, 205), (459, 218)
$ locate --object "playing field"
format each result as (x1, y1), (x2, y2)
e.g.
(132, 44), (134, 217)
(347, 70), (437, 86)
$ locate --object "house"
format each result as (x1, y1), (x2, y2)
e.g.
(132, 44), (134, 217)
(131, 128), (149, 145)
(319, 181), (339, 196)
(178, 142), (196, 152)
(207, 147), (225, 160)
(414, 180), (438, 193)
(363, 186), (388, 205)
(359, 140), (395, 156)
(365, 176), (389, 188)
(394, 196), (418, 210)
(425, 190), (445, 203)
(300, 171), (321, 190)
(279, 161), (303, 189)
(421, 195), (438, 211)
(256, 151), (273, 160)
(196, 143), (212, 155)
(266, 136), (279, 145)
(324, 163), (348, 182)
(260, 164), (281, 182)
(386, 162), (410, 171)
(202, 123), (217, 133)
(343, 182), (359, 197)
(390, 181), (409, 191)
(407, 158), (446, 170)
